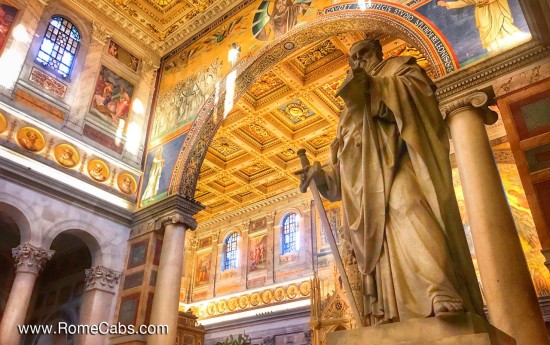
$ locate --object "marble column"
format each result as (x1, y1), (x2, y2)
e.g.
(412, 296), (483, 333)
(65, 22), (110, 133)
(442, 91), (549, 345)
(75, 266), (121, 345)
(0, 0), (48, 95)
(0, 243), (54, 345)
(146, 212), (195, 345)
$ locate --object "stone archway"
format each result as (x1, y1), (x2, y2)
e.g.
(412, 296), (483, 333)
(166, 6), (457, 199)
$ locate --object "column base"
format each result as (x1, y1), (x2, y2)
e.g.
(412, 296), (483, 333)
(326, 313), (515, 345)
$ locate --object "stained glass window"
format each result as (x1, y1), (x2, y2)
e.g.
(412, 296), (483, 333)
(224, 232), (238, 270)
(36, 16), (80, 78)
(282, 213), (298, 254)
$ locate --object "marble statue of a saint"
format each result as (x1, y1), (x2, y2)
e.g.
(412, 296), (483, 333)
(299, 39), (484, 324)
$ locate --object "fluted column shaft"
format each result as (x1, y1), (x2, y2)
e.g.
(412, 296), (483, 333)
(74, 266), (121, 345)
(443, 91), (548, 345)
(0, 243), (54, 345)
(146, 214), (189, 345)
(65, 23), (110, 133)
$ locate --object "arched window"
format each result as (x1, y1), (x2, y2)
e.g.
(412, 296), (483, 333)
(224, 232), (238, 270)
(282, 213), (298, 254)
(36, 16), (80, 78)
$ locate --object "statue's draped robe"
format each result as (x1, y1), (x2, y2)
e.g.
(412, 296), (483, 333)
(446, 0), (520, 52)
(320, 56), (484, 322)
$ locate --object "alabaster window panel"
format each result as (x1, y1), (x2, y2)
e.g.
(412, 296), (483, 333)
(223, 232), (239, 271)
(281, 212), (299, 254)
(36, 16), (80, 78)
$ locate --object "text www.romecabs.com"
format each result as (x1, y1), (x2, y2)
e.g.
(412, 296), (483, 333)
(18, 322), (169, 335)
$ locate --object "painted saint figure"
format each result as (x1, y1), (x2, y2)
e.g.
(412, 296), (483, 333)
(298, 39), (484, 324)
(141, 147), (165, 202)
(437, 0), (528, 52)
(253, 0), (312, 40)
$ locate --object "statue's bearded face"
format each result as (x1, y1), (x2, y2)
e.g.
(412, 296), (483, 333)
(350, 44), (381, 73)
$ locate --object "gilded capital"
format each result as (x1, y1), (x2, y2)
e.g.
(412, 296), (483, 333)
(91, 22), (111, 44)
(85, 265), (121, 292)
(12, 243), (55, 274)
(440, 91), (498, 125)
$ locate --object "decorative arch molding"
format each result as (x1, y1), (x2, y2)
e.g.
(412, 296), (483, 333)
(0, 194), (39, 245)
(166, 5), (457, 200)
(42, 220), (106, 267)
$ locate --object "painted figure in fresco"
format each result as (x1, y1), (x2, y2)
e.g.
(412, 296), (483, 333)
(112, 85), (131, 121)
(253, 0), (312, 40)
(198, 260), (209, 284)
(298, 39), (484, 324)
(141, 147), (165, 202)
(108, 41), (118, 57)
(437, 0), (527, 52)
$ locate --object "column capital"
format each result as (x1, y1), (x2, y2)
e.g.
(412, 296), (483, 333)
(266, 211), (277, 225)
(154, 211), (197, 231)
(12, 243), (54, 275)
(91, 22), (111, 44)
(440, 90), (498, 125)
(140, 59), (160, 76)
(131, 195), (204, 238)
(85, 265), (121, 293)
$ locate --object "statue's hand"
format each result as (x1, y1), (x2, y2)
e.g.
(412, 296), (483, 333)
(351, 67), (371, 94)
(295, 161), (323, 193)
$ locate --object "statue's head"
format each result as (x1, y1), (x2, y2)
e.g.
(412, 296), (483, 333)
(349, 39), (383, 73)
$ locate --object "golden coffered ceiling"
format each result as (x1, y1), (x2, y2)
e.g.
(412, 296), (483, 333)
(68, 0), (249, 57)
(194, 32), (432, 221)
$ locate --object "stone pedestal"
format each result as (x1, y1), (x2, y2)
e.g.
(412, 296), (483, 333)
(326, 313), (515, 345)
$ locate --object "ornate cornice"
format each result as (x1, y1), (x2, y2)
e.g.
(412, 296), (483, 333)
(91, 22), (111, 44)
(131, 194), (205, 237)
(440, 90), (498, 125)
(196, 189), (302, 231)
(435, 41), (549, 101)
(12, 243), (55, 275)
(85, 265), (121, 293)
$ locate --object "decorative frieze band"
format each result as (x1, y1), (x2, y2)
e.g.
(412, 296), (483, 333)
(85, 265), (121, 293)
(439, 91), (498, 125)
(12, 243), (55, 274)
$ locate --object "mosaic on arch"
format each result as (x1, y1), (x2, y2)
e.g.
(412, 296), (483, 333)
(150, 0), (531, 142)
(140, 0), (533, 209)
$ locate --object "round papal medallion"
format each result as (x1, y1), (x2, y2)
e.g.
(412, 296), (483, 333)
(87, 159), (110, 182)
(54, 144), (80, 168)
(16, 127), (45, 152)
